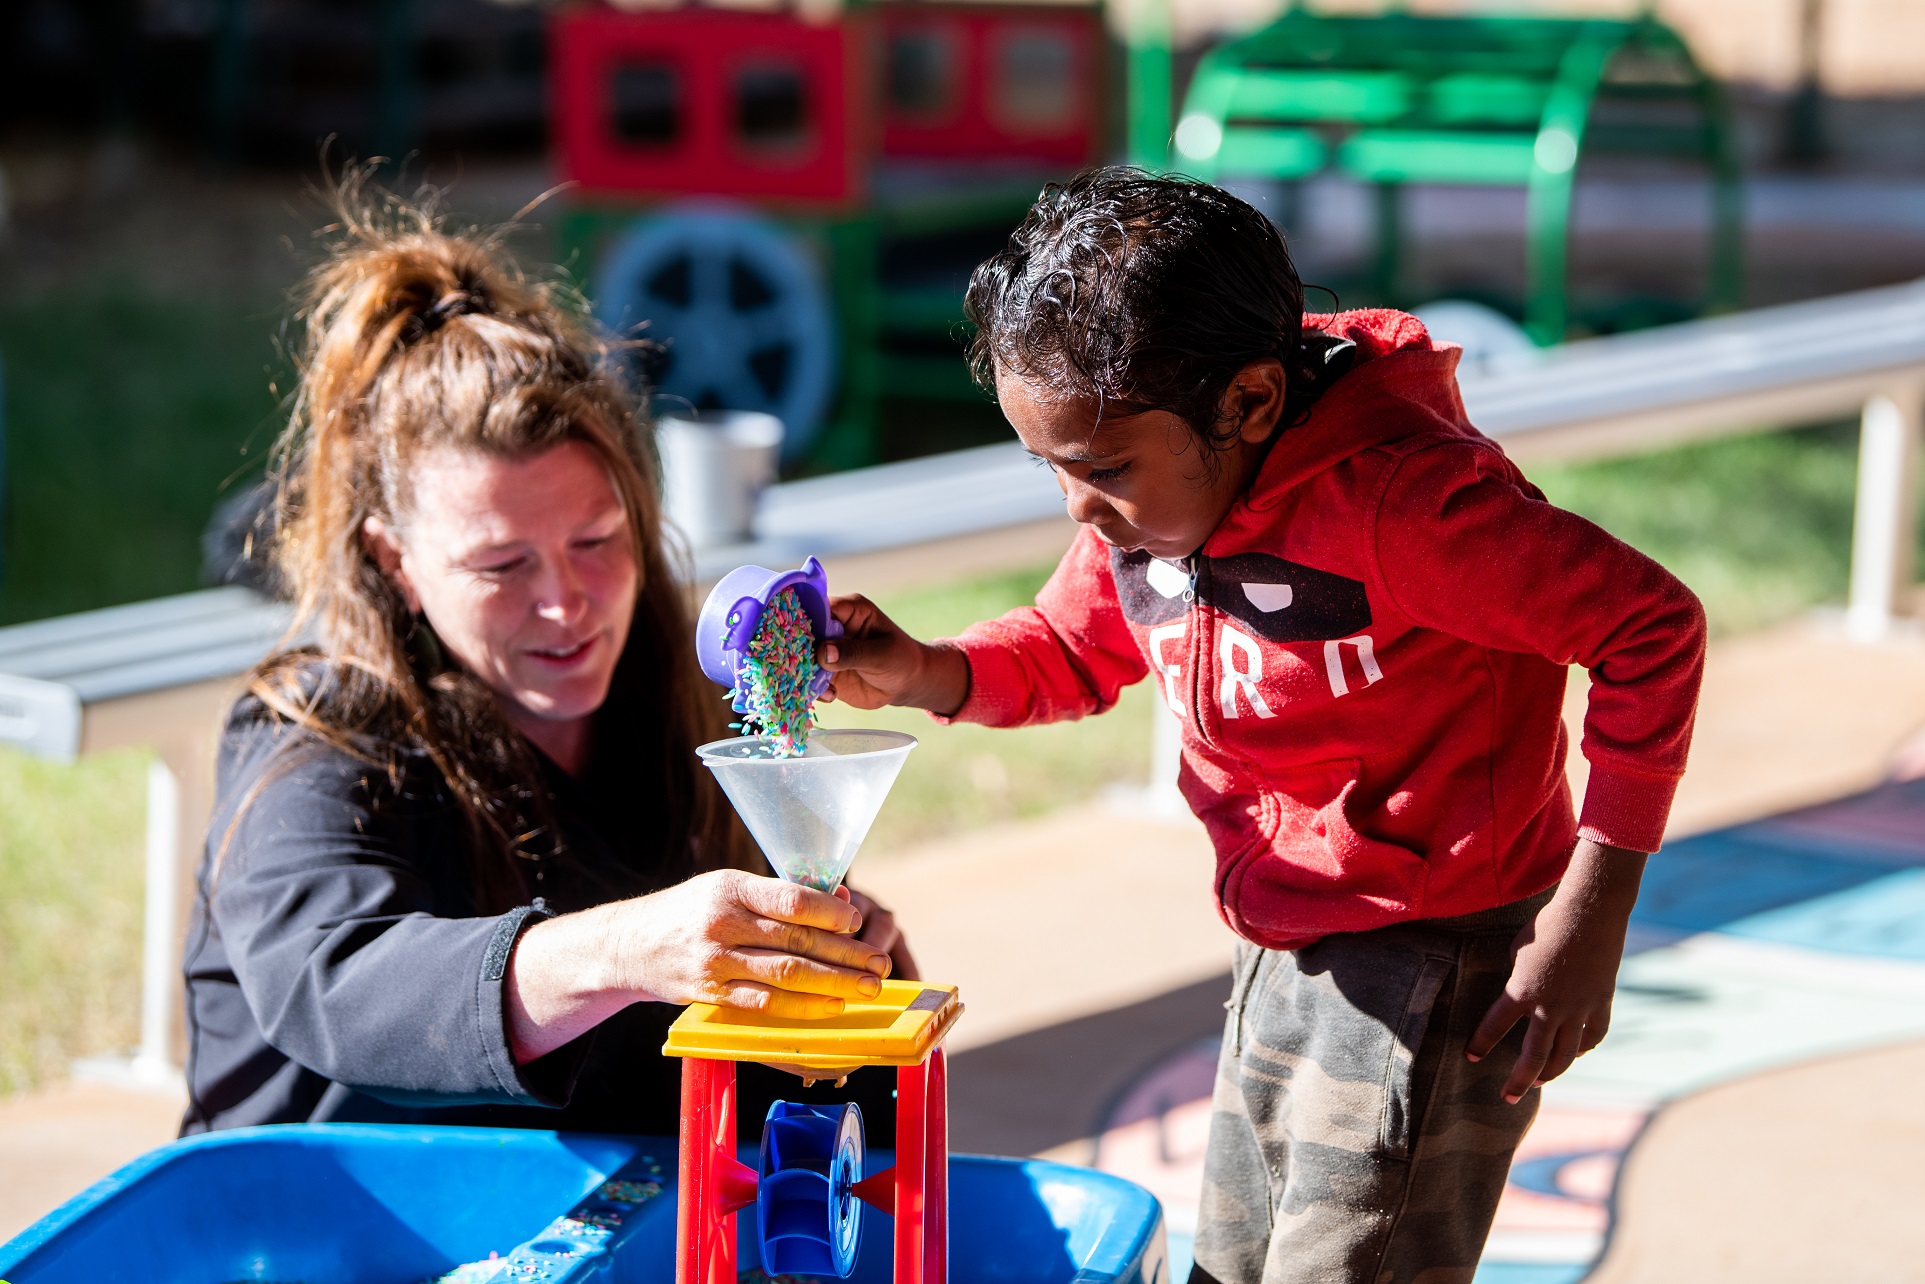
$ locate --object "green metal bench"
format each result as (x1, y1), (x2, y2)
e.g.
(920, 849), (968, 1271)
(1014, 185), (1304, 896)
(1166, 11), (1742, 343)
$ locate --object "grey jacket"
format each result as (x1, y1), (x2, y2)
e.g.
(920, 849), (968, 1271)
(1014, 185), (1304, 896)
(180, 698), (892, 1139)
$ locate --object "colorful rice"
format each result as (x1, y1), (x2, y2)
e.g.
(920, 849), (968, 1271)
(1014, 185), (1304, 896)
(730, 587), (818, 757)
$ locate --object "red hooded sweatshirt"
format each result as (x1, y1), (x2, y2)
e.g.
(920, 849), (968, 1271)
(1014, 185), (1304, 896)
(940, 310), (1706, 950)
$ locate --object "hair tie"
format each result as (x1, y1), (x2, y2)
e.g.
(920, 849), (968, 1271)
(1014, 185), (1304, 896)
(411, 289), (482, 338)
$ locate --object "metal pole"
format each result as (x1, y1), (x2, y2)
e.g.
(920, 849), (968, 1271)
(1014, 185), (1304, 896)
(207, 0), (249, 164)
(1372, 183), (1403, 306)
(133, 758), (181, 1078)
(1846, 388), (1924, 642)
(1126, 0), (1173, 170)
(1525, 28), (1617, 346)
(1147, 697), (1186, 818)
(0, 348), (8, 588)
(1783, 0), (1827, 165)
(375, 0), (420, 162)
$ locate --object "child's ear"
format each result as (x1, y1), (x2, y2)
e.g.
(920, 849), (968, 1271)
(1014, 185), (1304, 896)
(1230, 358), (1290, 446)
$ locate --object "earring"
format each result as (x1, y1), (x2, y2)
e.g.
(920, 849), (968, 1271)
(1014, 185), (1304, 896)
(407, 616), (449, 674)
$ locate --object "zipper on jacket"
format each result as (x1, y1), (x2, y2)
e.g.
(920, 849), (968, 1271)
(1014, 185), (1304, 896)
(1181, 555), (1219, 751)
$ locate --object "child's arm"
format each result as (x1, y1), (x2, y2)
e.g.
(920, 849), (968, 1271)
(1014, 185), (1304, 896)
(1373, 442), (1707, 1098)
(1463, 839), (1646, 1102)
(820, 528), (1148, 724)
(816, 593), (972, 714)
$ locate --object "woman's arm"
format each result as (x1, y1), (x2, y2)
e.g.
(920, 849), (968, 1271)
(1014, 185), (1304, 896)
(503, 870), (890, 1063)
(212, 734), (889, 1101)
(211, 744), (568, 1107)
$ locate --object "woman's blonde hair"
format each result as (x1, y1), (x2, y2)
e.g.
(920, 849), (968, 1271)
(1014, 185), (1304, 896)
(243, 171), (732, 909)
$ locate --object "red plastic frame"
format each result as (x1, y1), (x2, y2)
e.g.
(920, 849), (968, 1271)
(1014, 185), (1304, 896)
(880, 6), (1100, 165)
(676, 1049), (949, 1284)
(552, 5), (868, 207)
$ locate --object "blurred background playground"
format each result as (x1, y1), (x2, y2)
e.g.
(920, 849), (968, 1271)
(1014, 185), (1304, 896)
(4, 0), (1925, 1279)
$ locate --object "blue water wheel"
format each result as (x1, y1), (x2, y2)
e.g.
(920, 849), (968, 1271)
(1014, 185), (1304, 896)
(756, 1100), (865, 1277)
(595, 204), (837, 464)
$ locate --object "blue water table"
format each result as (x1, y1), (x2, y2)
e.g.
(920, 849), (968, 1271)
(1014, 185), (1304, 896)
(0, 1121), (1167, 1283)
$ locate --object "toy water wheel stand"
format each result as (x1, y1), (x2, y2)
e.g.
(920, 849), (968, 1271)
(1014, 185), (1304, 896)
(665, 982), (961, 1284)
(675, 554), (957, 1284)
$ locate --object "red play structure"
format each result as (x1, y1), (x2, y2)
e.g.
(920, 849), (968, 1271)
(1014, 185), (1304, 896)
(549, 0), (1106, 469)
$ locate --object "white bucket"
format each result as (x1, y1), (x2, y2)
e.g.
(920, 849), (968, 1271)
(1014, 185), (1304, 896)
(656, 410), (785, 551)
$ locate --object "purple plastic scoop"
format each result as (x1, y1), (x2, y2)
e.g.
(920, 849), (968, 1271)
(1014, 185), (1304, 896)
(695, 556), (843, 715)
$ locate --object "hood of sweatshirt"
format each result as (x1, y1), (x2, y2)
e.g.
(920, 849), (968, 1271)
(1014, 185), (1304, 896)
(1243, 309), (1475, 510)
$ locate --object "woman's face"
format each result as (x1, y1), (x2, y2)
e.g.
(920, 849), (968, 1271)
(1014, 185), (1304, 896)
(365, 440), (639, 752)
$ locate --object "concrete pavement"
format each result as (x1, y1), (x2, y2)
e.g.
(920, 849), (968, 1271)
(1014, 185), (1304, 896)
(0, 1079), (184, 1241)
(1585, 1038), (1925, 1283)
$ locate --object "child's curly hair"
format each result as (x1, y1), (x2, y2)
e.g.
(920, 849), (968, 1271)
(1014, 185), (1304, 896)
(965, 167), (1334, 461)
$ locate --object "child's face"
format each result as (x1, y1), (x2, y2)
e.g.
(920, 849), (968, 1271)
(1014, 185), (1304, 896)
(997, 362), (1287, 560)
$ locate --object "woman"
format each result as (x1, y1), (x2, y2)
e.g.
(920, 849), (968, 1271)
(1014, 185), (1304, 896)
(182, 182), (910, 1137)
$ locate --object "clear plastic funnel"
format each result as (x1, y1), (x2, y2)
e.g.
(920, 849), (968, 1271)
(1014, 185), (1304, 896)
(697, 729), (918, 892)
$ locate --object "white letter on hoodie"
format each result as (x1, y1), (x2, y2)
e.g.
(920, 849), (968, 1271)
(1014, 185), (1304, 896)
(1323, 635), (1384, 697)
(1149, 622), (1188, 718)
(1219, 626), (1275, 720)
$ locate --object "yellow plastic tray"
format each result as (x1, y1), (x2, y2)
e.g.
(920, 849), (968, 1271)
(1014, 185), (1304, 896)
(662, 980), (962, 1070)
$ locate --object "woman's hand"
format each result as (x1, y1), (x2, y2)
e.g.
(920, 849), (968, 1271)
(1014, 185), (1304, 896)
(1466, 840), (1647, 1103)
(845, 884), (922, 983)
(818, 594), (970, 716)
(505, 870), (892, 1064)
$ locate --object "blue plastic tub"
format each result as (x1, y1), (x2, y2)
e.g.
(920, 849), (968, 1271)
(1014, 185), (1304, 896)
(0, 1124), (1169, 1284)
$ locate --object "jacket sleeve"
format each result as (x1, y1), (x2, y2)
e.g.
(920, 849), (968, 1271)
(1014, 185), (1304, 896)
(1371, 440), (1707, 853)
(207, 731), (581, 1108)
(937, 526), (1149, 727)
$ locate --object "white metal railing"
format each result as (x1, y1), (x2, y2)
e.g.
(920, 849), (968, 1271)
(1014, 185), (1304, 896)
(3, 277), (1923, 1076)
(688, 439), (1066, 582)
(1462, 275), (1925, 641)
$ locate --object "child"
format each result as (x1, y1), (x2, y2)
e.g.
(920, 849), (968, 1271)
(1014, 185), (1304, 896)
(820, 169), (1705, 1284)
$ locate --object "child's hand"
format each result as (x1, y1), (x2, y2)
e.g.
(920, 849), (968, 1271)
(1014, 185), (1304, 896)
(818, 594), (971, 715)
(1466, 840), (1647, 1103)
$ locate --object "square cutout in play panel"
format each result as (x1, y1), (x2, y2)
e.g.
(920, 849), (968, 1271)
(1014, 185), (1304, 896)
(611, 60), (683, 147)
(879, 5), (1100, 165)
(887, 23), (963, 124)
(734, 58), (814, 156)
(988, 27), (1078, 135)
(664, 980), (961, 1069)
(553, 4), (864, 206)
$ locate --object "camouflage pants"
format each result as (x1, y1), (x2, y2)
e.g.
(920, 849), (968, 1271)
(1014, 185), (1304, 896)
(1192, 889), (1554, 1284)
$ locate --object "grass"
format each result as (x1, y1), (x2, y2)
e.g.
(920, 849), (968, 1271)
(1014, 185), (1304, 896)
(1527, 421), (1863, 638)
(0, 747), (147, 1098)
(0, 281), (286, 624)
